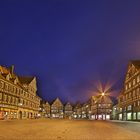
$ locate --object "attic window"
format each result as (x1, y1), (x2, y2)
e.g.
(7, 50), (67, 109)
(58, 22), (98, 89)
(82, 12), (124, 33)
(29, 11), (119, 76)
(6, 74), (10, 80)
(14, 79), (17, 84)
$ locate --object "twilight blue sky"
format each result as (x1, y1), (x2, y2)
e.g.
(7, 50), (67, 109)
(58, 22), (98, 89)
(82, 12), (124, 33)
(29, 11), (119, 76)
(0, 0), (140, 103)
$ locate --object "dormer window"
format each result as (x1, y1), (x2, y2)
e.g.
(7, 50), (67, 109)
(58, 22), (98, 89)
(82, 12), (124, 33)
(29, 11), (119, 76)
(14, 79), (17, 84)
(6, 73), (11, 80)
(14, 77), (19, 84)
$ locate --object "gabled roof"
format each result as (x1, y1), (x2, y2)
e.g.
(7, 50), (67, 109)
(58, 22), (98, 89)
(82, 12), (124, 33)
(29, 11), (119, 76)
(45, 101), (50, 106)
(0, 66), (10, 74)
(0, 65), (17, 79)
(130, 60), (140, 69)
(97, 95), (113, 104)
(18, 76), (34, 84)
(74, 102), (81, 108)
(65, 102), (72, 107)
(91, 95), (113, 104)
(51, 98), (63, 106)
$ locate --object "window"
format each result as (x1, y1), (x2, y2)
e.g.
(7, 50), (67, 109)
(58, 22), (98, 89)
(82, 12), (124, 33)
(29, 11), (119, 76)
(137, 75), (140, 83)
(138, 101), (140, 106)
(133, 112), (136, 120)
(119, 108), (122, 112)
(133, 79), (136, 85)
(133, 90), (136, 97)
(123, 96), (125, 101)
(127, 112), (132, 120)
(124, 107), (127, 111)
(129, 82), (131, 88)
(4, 94), (7, 102)
(127, 105), (132, 111)
(134, 102), (136, 107)
(119, 114), (122, 120)
(126, 94), (128, 100)
(8, 96), (11, 103)
(129, 92), (131, 98)
(5, 84), (8, 91)
(125, 85), (128, 90)
(136, 88), (139, 96)
(137, 112), (140, 120)
(0, 92), (2, 100)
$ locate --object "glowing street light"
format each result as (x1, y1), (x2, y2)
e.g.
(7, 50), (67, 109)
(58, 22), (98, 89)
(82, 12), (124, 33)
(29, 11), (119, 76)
(102, 92), (105, 96)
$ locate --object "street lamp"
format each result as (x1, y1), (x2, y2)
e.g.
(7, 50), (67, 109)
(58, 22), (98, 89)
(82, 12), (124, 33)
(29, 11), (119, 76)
(102, 92), (105, 96)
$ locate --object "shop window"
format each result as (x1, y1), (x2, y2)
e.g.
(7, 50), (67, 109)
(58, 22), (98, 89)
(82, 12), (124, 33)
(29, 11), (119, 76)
(119, 114), (122, 120)
(119, 108), (122, 112)
(133, 112), (136, 120)
(137, 112), (140, 120)
(127, 112), (132, 120)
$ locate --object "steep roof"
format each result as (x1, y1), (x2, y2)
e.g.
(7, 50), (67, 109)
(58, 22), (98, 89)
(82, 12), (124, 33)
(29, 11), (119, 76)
(0, 66), (10, 74)
(91, 95), (113, 104)
(65, 102), (72, 107)
(18, 76), (34, 84)
(51, 98), (63, 106)
(97, 95), (113, 104)
(130, 60), (140, 69)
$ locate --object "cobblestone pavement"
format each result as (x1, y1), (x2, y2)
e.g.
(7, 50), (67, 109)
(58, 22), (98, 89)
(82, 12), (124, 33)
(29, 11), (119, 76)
(0, 119), (140, 140)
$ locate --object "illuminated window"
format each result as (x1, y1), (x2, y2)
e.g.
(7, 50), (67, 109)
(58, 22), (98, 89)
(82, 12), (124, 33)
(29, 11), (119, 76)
(119, 108), (122, 112)
(133, 90), (136, 97)
(127, 112), (132, 120)
(129, 82), (131, 88)
(106, 115), (110, 120)
(0, 81), (4, 89)
(133, 112), (136, 120)
(125, 85), (128, 90)
(133, 79), (136, 85)
(138, 101), (140, 106)
(134, 102), (136, 107)
(136, 88), (139, 96)
(137, 112), (140, 120)
(137, 75), (140, 83)
(127, 105), (132, 111)
(126, 94), (128, 100)
(119, 114), (122, 120)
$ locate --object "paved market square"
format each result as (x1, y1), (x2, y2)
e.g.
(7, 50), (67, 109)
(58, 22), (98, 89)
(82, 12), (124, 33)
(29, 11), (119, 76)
(0, 119), (140, 140)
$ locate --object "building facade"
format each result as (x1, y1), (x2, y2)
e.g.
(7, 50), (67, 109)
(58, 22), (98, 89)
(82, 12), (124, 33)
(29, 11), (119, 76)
(64, 102), (73, 119)
(73, 103), (82, 119)
(51, 98), (63, 118)
(89, 94), (113, 120)
(81, 103), (89, 119)
(0, 65), (41, 119)
(39, 101), (50, 118)
(118, 60), (140, 121)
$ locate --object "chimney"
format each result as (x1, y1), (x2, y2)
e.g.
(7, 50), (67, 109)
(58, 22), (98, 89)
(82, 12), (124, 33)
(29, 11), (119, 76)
(10, 65), (14, 75)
